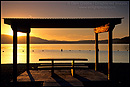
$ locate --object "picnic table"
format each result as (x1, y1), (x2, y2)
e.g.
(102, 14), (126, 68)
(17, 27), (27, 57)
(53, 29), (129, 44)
(38, 58), (88, 77)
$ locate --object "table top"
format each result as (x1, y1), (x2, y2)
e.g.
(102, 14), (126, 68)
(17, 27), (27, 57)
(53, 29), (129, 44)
(39, 58), (88, 61)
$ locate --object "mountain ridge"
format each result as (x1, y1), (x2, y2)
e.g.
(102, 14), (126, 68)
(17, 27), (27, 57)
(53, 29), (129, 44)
(1, 34), (129, 44)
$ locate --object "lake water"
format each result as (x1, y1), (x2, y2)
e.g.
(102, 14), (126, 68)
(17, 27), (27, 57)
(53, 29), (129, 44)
(1, 44), (129, 64)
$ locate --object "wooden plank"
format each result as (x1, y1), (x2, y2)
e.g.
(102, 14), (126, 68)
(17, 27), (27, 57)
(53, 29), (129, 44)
(40, 63), (86, 66)
(39, 58), (88, 77)
(38, 66), (88, 70)
(39, 58), (88, 61)
(38, 66), (88, 68)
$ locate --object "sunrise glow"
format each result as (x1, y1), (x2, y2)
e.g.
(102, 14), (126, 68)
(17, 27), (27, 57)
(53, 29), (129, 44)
(8, 30), (26, 37)
(1, 1), (129, 40)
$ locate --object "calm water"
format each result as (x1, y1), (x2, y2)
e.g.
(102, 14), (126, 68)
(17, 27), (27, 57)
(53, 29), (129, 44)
(1, 44), (129, 64)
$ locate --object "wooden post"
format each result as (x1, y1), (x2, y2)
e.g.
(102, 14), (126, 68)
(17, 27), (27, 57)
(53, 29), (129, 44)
(51, 59), (54, 76)
(71, 60), (75, 77)
(0, 46), (1, 78)
(27, 33), (30, 71)
(95, 33), (98, 71)
(108, 29), (113, 81)
(13, 30), (17, 83)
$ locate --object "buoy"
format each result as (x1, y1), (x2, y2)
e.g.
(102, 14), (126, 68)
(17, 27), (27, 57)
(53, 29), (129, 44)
(2, 51), (4, 52)
(42, 50), (44, 52)
(32, 50), (34, 52)
(61, 49), (63, 52)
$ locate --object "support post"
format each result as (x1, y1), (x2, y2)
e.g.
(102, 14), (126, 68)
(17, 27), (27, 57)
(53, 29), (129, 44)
(108, 28), (113, 81)
(71, 60), (75, 77)
(95, 33), (98, 71)
(27, 33), (30, 71)
(13, 30), (17, 83)
(51, 59), (54, 76)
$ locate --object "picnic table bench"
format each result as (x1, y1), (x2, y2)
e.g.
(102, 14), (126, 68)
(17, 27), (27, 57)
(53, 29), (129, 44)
(38, 58), (88, 77)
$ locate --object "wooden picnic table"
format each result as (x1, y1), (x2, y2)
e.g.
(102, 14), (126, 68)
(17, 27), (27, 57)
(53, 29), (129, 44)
(39, 58), (88, 77)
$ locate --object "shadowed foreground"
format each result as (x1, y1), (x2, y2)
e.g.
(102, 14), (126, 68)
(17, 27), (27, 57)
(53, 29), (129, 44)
(1, 63), (129, 87)
(16, 69), (107, 86)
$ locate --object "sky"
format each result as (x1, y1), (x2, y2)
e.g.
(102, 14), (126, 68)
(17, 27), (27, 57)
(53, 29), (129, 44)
(1, 1), (129, 41)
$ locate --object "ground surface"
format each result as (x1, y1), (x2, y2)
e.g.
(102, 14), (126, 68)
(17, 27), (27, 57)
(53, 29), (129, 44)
(16, 69), (107, 86)
(1, 63), (129, 87)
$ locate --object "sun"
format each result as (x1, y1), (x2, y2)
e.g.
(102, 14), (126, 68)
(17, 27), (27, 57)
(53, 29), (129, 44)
(17, 32), (26, 37)
(8, 30), (26, 37)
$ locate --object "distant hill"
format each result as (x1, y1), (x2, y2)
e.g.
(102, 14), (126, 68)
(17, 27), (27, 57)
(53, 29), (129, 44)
(1, 34), (48, 44)
(1, 34), (129, 44)
(18, 36), (48, 44)
(98, 36), (129, 44)
(113, 36), (129, 44)
(1, 34), (13, 44)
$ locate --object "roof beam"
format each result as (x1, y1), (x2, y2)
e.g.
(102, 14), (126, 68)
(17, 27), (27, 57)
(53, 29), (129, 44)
(4, 18), (122, 33)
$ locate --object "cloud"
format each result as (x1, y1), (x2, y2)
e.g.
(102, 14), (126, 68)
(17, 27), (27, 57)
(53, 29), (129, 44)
(29, 15), (32, 17)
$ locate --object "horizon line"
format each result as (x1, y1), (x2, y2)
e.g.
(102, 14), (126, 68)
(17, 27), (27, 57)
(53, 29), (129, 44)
(1, 34), (129, 41)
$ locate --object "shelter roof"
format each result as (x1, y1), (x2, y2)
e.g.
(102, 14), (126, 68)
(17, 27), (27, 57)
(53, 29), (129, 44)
(3, 18), (123, 32)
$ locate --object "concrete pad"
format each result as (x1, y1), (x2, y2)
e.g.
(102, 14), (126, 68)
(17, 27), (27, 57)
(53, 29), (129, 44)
(17, 69), (107, 86)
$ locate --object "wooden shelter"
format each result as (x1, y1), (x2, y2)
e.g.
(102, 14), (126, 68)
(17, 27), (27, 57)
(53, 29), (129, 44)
(3, 18), (123, 82)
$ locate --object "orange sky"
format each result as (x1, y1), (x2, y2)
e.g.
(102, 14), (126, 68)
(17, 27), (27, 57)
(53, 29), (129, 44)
(1, 1), (129, 41)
